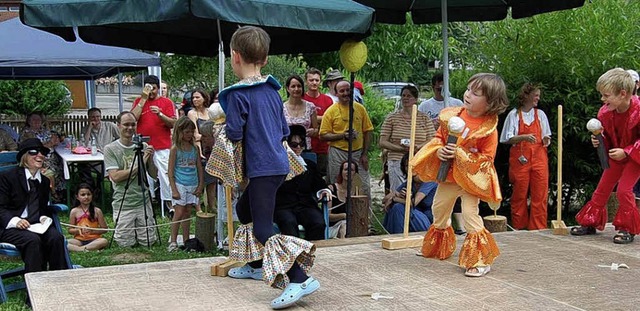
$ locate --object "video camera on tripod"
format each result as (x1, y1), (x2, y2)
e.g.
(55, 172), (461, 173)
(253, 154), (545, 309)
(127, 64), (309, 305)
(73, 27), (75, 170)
(132, 134), (150, 150)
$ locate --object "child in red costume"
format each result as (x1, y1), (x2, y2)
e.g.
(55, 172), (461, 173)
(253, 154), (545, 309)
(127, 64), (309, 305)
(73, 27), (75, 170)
(571, 68), (640, 244)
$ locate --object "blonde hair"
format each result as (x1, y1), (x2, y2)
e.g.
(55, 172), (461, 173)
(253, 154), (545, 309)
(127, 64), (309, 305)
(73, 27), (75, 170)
(468, 73), (509, 115)
(172, 116), (196, 146)
(597, 68), (634, 96)
(18, 153), (29, 168)
(230, 26), (270, 65)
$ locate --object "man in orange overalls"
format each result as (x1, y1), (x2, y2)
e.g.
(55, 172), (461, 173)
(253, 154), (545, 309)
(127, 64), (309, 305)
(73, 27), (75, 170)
(500, 83), (551, 230)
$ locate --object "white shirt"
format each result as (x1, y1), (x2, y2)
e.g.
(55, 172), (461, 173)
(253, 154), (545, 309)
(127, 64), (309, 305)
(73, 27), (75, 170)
(499, 108), (552, 143)
(325, 93), (338, 103)
(6, 168), (43, 229)
(417, 97), (464, 120)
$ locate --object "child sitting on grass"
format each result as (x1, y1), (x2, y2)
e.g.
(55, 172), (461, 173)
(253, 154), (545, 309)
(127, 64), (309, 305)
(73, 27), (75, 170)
(67, 183), (108, 252)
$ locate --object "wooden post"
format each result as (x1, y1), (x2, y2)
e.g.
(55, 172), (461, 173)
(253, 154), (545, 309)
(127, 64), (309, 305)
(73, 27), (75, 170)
(483, 215), (507, 233)
(346, 194), (369, 237)
(195, 212), (216, 252)
(382, 105), (424, 249)
(552, 105), (569, 235)
(210, 185), (239, 276)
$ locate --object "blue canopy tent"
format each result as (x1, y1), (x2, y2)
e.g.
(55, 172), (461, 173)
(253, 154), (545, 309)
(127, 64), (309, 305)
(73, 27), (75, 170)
(0, 17), (160, 108)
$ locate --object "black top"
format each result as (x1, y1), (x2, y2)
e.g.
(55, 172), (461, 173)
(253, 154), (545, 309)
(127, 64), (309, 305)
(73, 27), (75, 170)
(275, 159), (327, 211)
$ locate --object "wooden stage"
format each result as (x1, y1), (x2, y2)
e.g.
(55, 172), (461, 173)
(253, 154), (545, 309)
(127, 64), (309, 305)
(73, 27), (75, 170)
(26, 224), (640, 310)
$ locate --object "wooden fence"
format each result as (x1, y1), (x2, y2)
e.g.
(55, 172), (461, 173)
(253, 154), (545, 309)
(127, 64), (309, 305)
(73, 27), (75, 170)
(0, 114), (118, 139)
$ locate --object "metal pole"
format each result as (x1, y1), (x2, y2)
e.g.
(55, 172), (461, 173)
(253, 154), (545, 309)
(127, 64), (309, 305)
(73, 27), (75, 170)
(442, 0), (450, 107)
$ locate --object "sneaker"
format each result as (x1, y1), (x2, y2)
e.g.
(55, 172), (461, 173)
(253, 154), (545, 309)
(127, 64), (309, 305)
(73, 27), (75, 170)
(167, 242), (179, 252)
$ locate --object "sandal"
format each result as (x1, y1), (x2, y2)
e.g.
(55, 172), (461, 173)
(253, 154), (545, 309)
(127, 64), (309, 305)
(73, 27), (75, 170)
(570, 226), (596, 236)
(613, 231), (635, 244)
(465, 265), (491, 277)
(228, 264), (263, 280)
(270, 276), (320, 309)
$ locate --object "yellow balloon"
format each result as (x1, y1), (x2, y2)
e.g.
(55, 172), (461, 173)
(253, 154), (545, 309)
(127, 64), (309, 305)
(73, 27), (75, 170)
(339, 40), (367, 73)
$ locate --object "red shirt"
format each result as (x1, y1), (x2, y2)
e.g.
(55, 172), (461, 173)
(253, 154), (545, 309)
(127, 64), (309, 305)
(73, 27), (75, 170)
(132, 96), (176, 150)
(304, 92), (334, 154)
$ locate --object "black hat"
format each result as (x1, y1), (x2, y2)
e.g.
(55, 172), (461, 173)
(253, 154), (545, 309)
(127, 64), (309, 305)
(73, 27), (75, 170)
(288, 125), (307, 140)
(17, 138), (49, 161)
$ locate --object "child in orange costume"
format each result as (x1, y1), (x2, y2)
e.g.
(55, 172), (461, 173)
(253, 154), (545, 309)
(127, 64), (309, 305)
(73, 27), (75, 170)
(411, 73), (508, 277)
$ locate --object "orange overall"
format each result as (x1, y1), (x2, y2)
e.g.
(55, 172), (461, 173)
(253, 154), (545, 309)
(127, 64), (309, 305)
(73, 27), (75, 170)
(508, 109), (548, 230)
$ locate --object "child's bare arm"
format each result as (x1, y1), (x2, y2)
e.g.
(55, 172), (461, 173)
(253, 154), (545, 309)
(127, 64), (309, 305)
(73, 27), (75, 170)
(96, 208), (108, 229)
(168, 147), (180, 199)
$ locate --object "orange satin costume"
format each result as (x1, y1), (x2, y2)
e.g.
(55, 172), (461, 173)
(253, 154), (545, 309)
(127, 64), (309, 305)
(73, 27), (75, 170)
(411, 107), (500, 268)
(508, 109), (549, 230)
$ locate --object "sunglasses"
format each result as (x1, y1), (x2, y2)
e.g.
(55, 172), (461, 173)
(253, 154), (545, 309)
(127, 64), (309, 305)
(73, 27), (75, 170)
(27, 149), (48, 156)
(289, 142), (305, 148)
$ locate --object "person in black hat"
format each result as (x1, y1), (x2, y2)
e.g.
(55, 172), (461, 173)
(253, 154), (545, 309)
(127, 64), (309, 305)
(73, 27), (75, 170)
(0, 138), (68, 281)
(273, 125), (328, 241)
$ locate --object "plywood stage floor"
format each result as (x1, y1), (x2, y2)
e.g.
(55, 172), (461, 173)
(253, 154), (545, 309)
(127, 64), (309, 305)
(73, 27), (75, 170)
(26, 224), (640, 310)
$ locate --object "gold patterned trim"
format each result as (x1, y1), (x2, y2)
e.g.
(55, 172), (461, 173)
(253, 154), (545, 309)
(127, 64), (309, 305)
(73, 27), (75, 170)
(458, 228), (500, 268)
(421, 226), (456, 260)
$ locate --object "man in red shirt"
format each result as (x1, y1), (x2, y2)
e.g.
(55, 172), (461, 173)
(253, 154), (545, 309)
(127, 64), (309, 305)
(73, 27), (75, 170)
(303, 68), (334, 179)
(131, 75), (176, 215)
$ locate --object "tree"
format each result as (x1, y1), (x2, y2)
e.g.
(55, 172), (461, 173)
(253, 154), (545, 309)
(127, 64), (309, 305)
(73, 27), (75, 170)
(0, 80), (69, 116)
(303, 16), (449, 86)
(458, 0), (640, 216)
(161, 53), (304, 93)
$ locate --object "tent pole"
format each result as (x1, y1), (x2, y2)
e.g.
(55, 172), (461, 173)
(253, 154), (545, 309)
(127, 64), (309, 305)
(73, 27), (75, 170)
(442, 0), (450, 107)
(118, 70), (124, 112)
(218, 19), (225, 91)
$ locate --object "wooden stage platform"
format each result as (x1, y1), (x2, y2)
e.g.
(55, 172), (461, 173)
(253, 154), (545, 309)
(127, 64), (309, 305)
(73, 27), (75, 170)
(26, 224), (640, 310)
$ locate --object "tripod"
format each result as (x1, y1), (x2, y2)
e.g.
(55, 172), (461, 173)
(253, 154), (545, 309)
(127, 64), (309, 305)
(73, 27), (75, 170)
(109, 141), (161, 248)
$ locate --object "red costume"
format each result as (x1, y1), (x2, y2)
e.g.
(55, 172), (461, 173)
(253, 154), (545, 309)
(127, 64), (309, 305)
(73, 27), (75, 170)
(576, 96), (640, 234)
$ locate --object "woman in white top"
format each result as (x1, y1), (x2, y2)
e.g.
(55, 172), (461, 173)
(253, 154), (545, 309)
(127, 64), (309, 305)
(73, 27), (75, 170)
(499, 83), (551, 230)
(283, 75), (318, 150)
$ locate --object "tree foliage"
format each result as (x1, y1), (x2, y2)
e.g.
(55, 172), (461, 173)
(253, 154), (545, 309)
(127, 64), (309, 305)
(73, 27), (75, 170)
(0, 80), (69, 116)
(161, 53), (304, 93)
(458, 0), (640, 214)
(303, 17), (448, 86)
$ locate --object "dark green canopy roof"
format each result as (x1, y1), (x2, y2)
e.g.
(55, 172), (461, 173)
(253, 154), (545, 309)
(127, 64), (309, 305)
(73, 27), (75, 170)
(354, 0), (585, 24)
(21, 0), (375, 57)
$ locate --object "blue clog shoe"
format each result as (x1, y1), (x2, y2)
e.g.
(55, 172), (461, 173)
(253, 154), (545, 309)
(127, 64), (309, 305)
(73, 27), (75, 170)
(228, 264), (263, 280)
(270, 276), (320, 309)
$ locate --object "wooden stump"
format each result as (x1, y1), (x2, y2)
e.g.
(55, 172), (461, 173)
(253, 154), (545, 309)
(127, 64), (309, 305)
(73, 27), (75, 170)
(346, 195), (369, 238)
(195, 212), (216, 252)
(483, 215), (507, 233)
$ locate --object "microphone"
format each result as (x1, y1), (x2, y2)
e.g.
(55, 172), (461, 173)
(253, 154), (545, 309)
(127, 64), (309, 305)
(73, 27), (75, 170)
(437, 116), (466, 182)
(586, 118), (609, 170)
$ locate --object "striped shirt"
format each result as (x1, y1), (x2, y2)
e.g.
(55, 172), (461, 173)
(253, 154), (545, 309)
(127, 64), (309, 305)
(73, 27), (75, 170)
(380, 111), (436, 161)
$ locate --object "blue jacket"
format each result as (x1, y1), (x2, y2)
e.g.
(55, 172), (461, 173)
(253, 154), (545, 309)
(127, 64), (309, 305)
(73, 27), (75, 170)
(221, 76), (290, 178)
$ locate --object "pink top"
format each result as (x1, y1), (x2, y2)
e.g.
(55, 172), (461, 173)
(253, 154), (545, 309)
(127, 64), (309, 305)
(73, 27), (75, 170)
(283, 100), (315, 148)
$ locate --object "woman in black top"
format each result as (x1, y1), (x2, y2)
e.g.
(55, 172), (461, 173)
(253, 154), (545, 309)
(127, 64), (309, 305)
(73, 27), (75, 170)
(274, 125), (327, 241)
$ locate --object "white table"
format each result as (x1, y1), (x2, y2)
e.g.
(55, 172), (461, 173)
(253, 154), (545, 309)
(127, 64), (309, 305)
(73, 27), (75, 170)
(54, 145), (104, 180)
(54, 145), (105, 206)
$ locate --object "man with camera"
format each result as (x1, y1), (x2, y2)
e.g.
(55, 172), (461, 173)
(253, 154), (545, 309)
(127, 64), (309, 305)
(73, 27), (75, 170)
(131, 75), (176, 216)
(104, 112), (158, 247)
